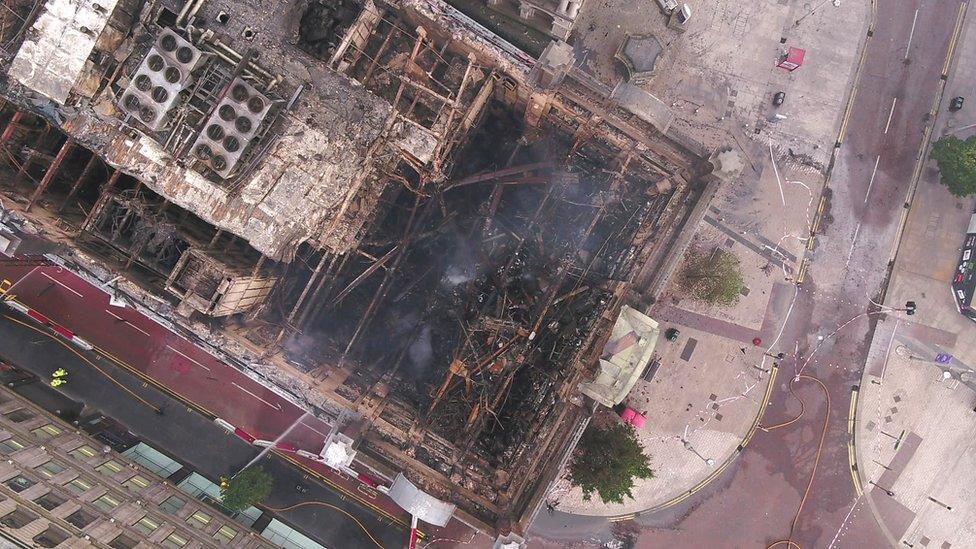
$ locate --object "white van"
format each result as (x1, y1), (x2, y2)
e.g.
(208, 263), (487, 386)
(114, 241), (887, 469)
(656, 0), (678, 12)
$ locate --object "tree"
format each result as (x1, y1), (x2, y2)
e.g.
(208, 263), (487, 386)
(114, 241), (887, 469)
(931, 135), (976, 197)
(677, 248), (745, 306)
(568, 422), (654, 505)
(220, 467), (273, 512)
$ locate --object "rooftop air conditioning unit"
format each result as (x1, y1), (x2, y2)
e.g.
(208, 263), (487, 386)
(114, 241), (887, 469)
(118, 29), (206, 132)
(190, 78), (271, 179)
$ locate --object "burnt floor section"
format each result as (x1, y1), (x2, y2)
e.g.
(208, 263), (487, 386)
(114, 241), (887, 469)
(293, 99), (679, 520)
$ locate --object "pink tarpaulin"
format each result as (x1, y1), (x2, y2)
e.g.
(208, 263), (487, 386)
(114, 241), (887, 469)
(619, 407), (646, 429)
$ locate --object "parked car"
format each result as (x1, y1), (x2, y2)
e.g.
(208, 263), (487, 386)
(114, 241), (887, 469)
(773, 91), (786, 107)
(950, 96), (965, 111)
(665, 327), (680, 341)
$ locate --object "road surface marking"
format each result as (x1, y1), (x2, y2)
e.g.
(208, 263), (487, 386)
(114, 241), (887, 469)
(905, 9), (919, 60)
(827, 497), (861, 549)
(231, 381), (282, 410)
(165, 345), (211, 372)
(880, 319), (899, 381)
(39, 272), (83, 298)
(768, 143), (786, 206)
(883, 97), (897, 134)
(104, 309), (152, 337)
(942, 3), (968, 76)
(864, 155), (880, 203)
(303, 421), (330, 438)
(845, 223), (861, 268)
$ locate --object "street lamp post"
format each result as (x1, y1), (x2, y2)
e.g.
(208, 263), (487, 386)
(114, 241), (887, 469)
(868, 480), (895, 497)
(682, 439), (715, 467)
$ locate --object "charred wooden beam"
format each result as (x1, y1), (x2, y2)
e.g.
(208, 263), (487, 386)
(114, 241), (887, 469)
(0, 111), (22, 146)
(443, 161), (555, 192)
(59, 154), (98, 213)
(27, 137), (74, 211)
(82, 169), (122, 230)
(327, 245), (398, 308)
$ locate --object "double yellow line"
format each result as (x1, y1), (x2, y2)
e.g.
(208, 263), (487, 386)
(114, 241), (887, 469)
(847, 387), (863, 497)
(942, 3), (969, 78)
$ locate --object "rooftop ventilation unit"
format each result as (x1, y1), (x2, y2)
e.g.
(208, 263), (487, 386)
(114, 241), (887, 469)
(117, 29), (205, 132)
(190, 78), (271, 179)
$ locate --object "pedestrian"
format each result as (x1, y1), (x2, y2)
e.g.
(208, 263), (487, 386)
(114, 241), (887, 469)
(740, 347), (746, 354)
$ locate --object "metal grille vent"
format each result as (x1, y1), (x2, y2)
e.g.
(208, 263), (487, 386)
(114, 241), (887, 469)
(117, 29), (205, 132)
(191, 78), (271, 179)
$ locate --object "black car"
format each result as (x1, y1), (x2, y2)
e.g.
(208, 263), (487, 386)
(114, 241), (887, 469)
(773, 91), (786, 107)
(665, 328), (680, 341)
(950, 96), (965, 111)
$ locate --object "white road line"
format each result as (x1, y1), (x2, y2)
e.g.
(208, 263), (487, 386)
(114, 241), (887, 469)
(864, 155), (881, 204)
(104, 309), (152, 337)
(905, 9), (919, 59)
(880, 319), (899, 382)
(231, 382), (282, 410)
(39, 272), (83, 298)
(166, 345), (211, 371)
(884, 97), (897, 134)
(846, 223), (861, 267)
(303, 422), (330, 438)
(828, 497), (862, 549)
(769, 143), (787, 207)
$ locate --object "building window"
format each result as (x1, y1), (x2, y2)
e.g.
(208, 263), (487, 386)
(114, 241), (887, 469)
(214, 524), (238, 545)
(32, 525), (69, 548)
(0, 436), (26, 454)
(3, 408), (35, 423)
(162, 532), (188, 548)
(35, 460), (67, 478)
(159, 494), (186, 515)
(4, 474), (35, 493)
(0, 506), (39, 528)
(109, 532), (138, 549)
(123, 474), (151, 493)
(65, 476), (93, 495)
(68, 444), (98, 461)
(93, 493), (121, 512)
(132, 514), (160, 536)
(187, 509), (212, 529)
(95, 459), (125, 476)
(30, 424), (62, 440)
(33, 490), (67, 511)
(65, 508), (97, 529)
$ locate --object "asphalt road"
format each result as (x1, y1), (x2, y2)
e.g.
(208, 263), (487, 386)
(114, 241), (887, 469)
(0, 312), (407, 549)
(530, 0), (966, 547)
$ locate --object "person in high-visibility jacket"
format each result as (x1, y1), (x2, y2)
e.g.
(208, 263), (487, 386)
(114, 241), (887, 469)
(50, 378), (66, 388)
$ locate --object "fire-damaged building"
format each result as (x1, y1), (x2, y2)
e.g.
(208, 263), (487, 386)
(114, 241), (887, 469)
(0, 0), (713, 538)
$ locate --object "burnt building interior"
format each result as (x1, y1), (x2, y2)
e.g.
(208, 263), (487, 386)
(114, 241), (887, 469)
(0, 0), (710, 535)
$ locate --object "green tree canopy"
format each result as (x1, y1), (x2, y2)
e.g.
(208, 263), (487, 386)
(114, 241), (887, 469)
(677, 248), (745, 306)
(931, 135), (976, 197)
(220, 467), (273, 512)
(568, 422), (654, 504)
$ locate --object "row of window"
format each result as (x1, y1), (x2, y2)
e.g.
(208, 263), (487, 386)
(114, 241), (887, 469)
(0, 429), (242, 547)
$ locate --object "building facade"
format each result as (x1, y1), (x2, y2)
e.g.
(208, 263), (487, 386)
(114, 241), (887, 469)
(0, 384), (275, 549)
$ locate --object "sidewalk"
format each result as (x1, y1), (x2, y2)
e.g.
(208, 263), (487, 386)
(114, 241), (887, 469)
(548, 0), (867, 519)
